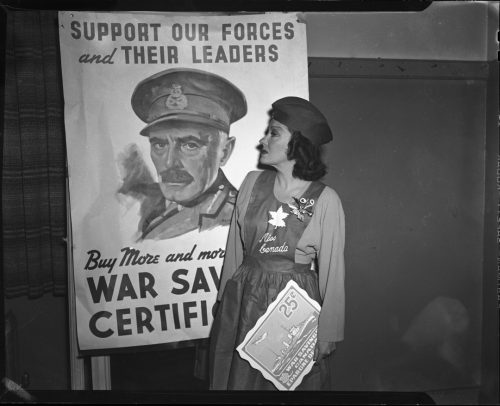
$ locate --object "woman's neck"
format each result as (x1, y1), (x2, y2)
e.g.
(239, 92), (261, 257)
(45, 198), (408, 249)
(273, 161), (311, 203)
(274, 161), (295, 188)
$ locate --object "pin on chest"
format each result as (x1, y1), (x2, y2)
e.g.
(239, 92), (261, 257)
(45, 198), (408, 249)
(268, 179), (314, 228)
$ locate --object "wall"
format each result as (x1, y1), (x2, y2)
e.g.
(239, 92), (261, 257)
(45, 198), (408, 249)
(4, 295), (70, 390)
(303, 0), (498, 397)
(309, 58), (487, 391)
(305, 1), (498, 61)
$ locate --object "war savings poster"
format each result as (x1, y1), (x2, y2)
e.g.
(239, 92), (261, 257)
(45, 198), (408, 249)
(237, 280), (321, 390)
(58, 11), (308, 351)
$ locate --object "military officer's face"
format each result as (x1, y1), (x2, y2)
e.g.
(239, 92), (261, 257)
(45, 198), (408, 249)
(147, 122), (234, 204)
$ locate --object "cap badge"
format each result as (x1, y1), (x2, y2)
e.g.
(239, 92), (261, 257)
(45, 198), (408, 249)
(166, 84), (188, 110)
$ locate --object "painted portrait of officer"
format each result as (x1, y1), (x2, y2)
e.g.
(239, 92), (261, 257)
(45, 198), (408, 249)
(118, 68), (247, 240)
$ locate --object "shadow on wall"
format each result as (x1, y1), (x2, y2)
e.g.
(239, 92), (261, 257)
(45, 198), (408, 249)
(366, 296), (479, 391)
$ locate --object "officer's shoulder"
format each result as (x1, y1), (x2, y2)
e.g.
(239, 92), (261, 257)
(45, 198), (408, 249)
(212, 179), (237, 205)
(226, 183), (237, 204)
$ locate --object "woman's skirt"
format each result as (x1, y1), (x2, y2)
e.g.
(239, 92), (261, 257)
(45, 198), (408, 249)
(209, 256), (331, 390)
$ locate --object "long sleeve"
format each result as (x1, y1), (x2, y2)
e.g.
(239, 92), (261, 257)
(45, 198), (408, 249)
(217, 202), (243, 300)
(216, 171), (261, 300)
(296, 186), (345, 343)
(316, 187), (345, 343)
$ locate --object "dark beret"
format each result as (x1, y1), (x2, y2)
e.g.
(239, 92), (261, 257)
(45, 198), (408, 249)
(271, 96), (332, 145)
(132, 68), (247, 135)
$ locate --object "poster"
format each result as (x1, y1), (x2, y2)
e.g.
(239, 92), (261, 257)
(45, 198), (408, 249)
(236, 280), (320, 391)
(58, 11), (309, 351)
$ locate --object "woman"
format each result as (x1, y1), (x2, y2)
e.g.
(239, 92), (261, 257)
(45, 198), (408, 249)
(209, 96), (345, 390)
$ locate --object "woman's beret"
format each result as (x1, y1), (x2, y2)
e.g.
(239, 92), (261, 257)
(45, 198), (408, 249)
(271, 96), (332, 145)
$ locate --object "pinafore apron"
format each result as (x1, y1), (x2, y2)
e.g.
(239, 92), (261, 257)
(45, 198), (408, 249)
(209, 170), (330, 390)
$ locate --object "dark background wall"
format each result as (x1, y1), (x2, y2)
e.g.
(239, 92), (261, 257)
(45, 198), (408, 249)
(4, 295), (70, 390)
(310, 58), (487, 392)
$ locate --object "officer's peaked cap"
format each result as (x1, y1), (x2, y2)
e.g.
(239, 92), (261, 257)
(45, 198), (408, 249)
(132, 68), (247, 135)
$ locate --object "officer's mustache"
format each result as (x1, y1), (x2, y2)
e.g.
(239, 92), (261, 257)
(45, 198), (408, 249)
(159, 168), (194, 184)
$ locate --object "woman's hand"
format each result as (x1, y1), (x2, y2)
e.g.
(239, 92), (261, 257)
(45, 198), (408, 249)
(313, 340), (336, 363)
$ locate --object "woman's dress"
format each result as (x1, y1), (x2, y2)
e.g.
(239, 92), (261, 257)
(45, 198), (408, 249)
(209, 170), (345, 390)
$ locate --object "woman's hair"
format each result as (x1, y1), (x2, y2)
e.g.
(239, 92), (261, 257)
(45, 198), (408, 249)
(287, 131), (327, 181)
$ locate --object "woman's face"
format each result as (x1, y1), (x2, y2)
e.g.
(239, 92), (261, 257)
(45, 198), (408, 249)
(258, 119), (292, 166)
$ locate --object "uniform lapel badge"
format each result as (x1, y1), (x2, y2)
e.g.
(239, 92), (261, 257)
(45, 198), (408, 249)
(166, 84), (188, 110)
(287, 197), (314, 222)
(268, 205), (289, 229)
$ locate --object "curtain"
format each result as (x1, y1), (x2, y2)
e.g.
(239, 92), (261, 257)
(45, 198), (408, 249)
(2, 9), (67, 298)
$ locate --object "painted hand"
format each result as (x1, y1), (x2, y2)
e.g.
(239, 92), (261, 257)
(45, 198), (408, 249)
(313, 340), (336, 363)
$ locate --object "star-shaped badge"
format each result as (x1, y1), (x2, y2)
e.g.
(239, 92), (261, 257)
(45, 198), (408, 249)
(268, 205), (289, 229)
